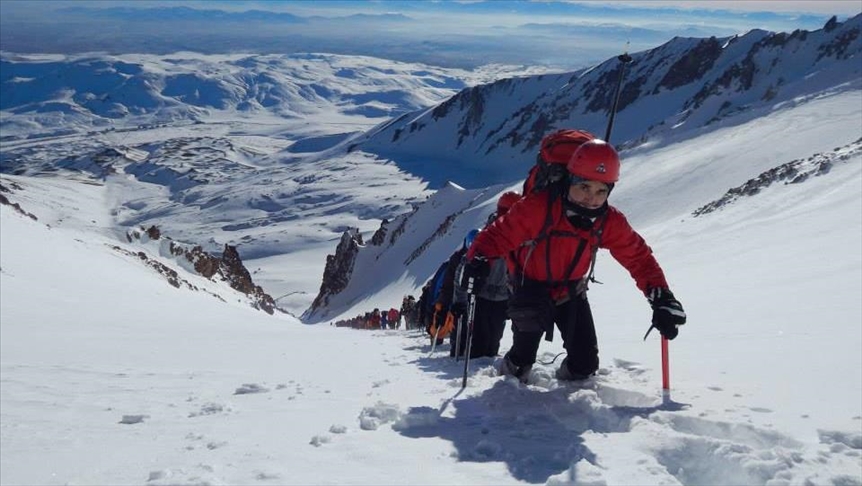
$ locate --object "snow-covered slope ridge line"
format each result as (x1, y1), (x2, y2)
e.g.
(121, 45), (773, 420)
(304, 16), (861, 323)
(303, 181), (504, 322)
(355, 14), (861, 188)
(0, 175), (280, 314)
(694, 137), (862, 216)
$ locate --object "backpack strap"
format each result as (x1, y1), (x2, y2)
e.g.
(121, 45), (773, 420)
(514, 189), (610, 296)
(513, 187), (559, 286)
(575, 212), (609, 296)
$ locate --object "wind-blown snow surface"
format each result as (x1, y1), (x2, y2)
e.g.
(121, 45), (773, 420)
(2, 89), (861, 484)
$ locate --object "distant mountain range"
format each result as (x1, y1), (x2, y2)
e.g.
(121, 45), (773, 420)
(1, 15), (860, 320)
(6, 3), (810, 69)
(0, 52), (499, 142)
(0, 53), (535, 273)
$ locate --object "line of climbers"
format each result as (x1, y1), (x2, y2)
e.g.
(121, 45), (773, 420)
(421, 191), (520, 358)
(332, 307), (403, 330)
(419, 128), (688, 384)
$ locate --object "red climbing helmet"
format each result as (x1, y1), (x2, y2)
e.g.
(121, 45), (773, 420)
(566, 139), (620, 184)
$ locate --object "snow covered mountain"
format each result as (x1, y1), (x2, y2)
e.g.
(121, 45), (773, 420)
(354, 14), (862, 188)
(0, 52), (527, 142)
(1, 53), (546, 313)
(305, 14), (862, 320)
(2, 16), (860, 318)
(1, 15), (861, 486)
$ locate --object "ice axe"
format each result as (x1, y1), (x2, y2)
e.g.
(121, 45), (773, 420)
(661, 336), (670, 401)
(644, 325), (672, 403)
(604, 50), (633, 143)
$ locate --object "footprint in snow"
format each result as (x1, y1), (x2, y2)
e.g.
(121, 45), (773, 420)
(358, 401), (402, 430)
(234, 383), (270, 395)
(188, 402), (230, 417)
(309, 425), (349, 447)
(372, 379), (391, 388)
(644, 414), (862, 485)
(184, 432), (229, 452)
(119, 414), (149, 424)
(309, 435), (331, 447)
(146, 464), (221, 485)
(255, 471), (282, 481)
(748, 406), (773, 413)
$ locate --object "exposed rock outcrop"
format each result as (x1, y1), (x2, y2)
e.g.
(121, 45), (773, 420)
(370, 219), (389, 246)
(126, 226), (278, 314)
(219, 244), (277, 314)
(306, 228), (363, 314)
(0, 181), (38, 221)
(358, 14), (862, 186)
(657, 37), (723, 91)
(693, 138), (862, 217)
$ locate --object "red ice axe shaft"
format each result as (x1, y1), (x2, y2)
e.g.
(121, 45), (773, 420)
(661, 337), (670, 392)
(643, 325), (671, 393)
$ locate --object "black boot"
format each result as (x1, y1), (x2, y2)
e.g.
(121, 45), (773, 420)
(555, 356), (593, 381)
(497, 352), (532, 384)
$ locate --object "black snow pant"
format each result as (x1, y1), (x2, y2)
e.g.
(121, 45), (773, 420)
(449, 297), (509, 358)
(506, 288), (599, 377)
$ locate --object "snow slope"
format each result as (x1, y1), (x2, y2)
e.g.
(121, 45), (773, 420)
(3, 91), (860, 485)
(1, 19), (861, 485)
(354, 15), (862, 188)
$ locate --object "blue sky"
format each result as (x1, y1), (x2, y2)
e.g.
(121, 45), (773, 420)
(1, 0), (859, 69)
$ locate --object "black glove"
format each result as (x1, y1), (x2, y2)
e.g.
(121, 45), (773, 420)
(450, 301), (467, 317)
(644, 288), (686, 340)
(459, 256), (490, 294)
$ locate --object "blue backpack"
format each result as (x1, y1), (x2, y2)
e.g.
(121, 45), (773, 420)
(426, 260), (449, 313)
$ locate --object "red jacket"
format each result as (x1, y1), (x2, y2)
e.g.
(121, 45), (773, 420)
(467, 191), (668, 299)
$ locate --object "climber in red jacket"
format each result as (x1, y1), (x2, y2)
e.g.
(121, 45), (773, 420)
(464, 137), (686, 383)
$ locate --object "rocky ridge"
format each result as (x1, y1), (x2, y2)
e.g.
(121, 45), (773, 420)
(125, 225), (279, 314)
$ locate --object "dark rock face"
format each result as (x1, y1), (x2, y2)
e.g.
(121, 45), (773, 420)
(432, 85), (489, 148)
(219, 244), (276, 314)
(145, 225), (161, 240)
(307, 228), (363, 313)
(126, 227), (278, 314)
(370, 219), (389, 246)
(406, 212), (457, 265)
(658, 37), (723, 91)
(0, 194), (38, 221)
(818, 22), (860, 60)
(0, 181), (38, 220)
(689, 56), (757, 111)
